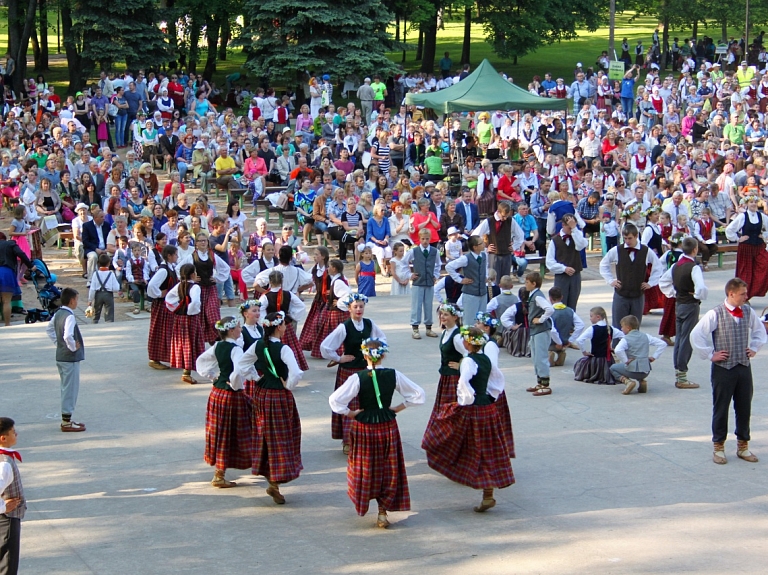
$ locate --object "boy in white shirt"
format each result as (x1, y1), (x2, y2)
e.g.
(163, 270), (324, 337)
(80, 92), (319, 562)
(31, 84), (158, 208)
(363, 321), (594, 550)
(87, 254), (121, 323)
(444, 226), (463, 262)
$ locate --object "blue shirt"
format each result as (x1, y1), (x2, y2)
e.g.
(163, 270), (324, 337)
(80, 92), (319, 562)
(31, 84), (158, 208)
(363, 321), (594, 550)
(514, 213), (537, 240)
(620, 78), (635, 99)
(366, 216), (391, 243)
(124, 90), (142, 115)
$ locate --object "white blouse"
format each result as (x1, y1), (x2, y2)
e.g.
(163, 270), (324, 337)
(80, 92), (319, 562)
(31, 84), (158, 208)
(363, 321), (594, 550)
(258, 288), (307, 323)
(236, 336), (303, 390)
(196, 339), (245, 391)
(320, 318), (387, 363)
(457, 354), (506, 405)
(179, 249), (231, 283)
(328, 367), (425, 415)
(164, 282), (201, 315)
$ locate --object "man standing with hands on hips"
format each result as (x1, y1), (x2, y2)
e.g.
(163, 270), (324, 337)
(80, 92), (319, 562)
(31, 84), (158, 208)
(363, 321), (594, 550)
(690, 278), (766, 465)
(45, 288), (87, 432)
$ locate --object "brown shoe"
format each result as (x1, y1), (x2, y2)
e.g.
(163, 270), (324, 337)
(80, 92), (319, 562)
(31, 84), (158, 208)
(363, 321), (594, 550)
(342, 443), (350, 456)
(713, 442), (727, 464)
(60, 421), (86, 432)
(473, 498), (497, 512)
(638, 380), (648, 393)
(621, 377), (637, 395)
(181, 374), (200, 384)
(266, 483), (286, 504)
(675, 381), (700, 389)
(211, 473), (237, 488)
(148, 361), (170, 370)
(376, 512), (390, 528)
(737, 441), (759, 462)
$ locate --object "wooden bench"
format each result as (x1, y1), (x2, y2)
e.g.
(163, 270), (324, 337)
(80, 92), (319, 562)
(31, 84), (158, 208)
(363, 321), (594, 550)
(252, 198), (271, 218)
(57, 231), (75, 257)
(717, 243), (738, 268)
(525, 255), (547, 277)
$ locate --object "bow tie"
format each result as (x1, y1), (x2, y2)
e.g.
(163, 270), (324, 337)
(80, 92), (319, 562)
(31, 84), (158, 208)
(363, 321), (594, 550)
(561, 234), (572, 242)
(626, 247), (637, 254)
(0, 449), (21, 462)
(728, 306), (743, 318)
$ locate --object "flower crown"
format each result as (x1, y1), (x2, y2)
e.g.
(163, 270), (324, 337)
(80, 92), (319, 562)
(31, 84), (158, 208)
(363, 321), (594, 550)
(361, 338), (389, 362)
(239, 299), (261, 313)
(215, 317), (240, 332)
(460, 326), (488, 346)
(262, 311), (286, 327)
(740, 194), (759, 205)
(475, 312), (499, 327)
(343, 292), (369, 306)
(642, 205), (661, 217)
(621, 203), (641, 218)
(438, 300), (463, 318)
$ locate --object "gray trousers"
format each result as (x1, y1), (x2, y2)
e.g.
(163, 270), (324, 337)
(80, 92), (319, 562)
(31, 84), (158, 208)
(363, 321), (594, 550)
(610, 363), (649, 381)
(461, 293), (487, 326)
(673, 302), (700, 372)
(410, 285), (434, 328)
(611, 292), (645, 329)
(86, 252), (100, 284)
(56, 361), (81, 417)
(488, 253), (513, 281)
(93, 291), (114, 323)
(530, 330), (551, 379)
(553, 272), (581, 311)
(361, 101), (373, 125)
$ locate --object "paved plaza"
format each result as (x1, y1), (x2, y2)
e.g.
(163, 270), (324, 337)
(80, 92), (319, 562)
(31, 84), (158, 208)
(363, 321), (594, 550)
(3, 266), (768, 574)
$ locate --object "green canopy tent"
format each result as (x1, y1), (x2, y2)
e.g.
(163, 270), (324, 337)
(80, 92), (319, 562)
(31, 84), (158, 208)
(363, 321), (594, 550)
(405, 59), (568, 114)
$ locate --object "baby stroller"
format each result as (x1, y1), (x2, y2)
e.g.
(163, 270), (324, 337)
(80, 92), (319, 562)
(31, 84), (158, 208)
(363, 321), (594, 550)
(25, 259), (61, 324)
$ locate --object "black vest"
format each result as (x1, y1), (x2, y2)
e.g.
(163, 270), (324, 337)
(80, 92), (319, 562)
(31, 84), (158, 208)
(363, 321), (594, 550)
(158, 264), (178, 291)
(242, 323), (264, 352)
(192, 251), (215, 286)
(254, 338), (289, 389)
(439, 327), (464, 376)
(672, 259), (699, 305)
(487, 217), (512, 256)
(468, 353), (494, 405)
(355, 368), (397, 424)
(552, 235), (583, 272)
(213, 341), (237, 391)
(265, 289), (293, 323)
(342, 319), (373, 369)
(615, 244), (648, 299)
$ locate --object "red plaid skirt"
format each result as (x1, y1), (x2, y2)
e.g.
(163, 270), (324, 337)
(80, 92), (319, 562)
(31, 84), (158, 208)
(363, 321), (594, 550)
(283, 323), (309, 371)
(495, 391), (516, 459)
(422, 402), (515, 490)
(736, 242), (768, 299)
(347, 419), (410, 516)
(424, 374), (459, 437)
(251, 385), (303, 483)
(658, 295), (676, 337)
(311, 308), (349, 359)
(169, 314), (206, 371)
(643, 285), (665, 314)
(200, 284), (221, 344)
(204, 387), (253, 471)
(299, 298), (324, 352)
(147, 302), (175, 363)
(332, 365), (361, 442)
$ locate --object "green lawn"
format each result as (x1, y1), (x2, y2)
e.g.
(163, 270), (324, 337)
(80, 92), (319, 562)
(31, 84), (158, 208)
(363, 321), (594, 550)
(0, 10), (726, 96)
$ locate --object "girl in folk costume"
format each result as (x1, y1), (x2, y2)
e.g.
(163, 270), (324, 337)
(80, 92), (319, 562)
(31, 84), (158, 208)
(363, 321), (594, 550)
(238, 299), (264, 397)
(500, 287), (531, 357)
(641, 206), (666, 314)
(147, 245), (179, 370)
(329, 339), (426, 529)
(475, 158), (498, 217)
(320, 293), (387, 454)
(237, 312), (304, 505)
(258, 270), (309, 371)
(299, 246), (329, 352)
(165, 263), (206, 384)
(759, 76), (768, 113)
(422, 327), (515, 513)
(240, 240), (279, 297)
(725, 195), (768, 299)
(424, 302), (466, 433)
(693, 207), (718, 271)
(573, 306), (624, 384)
(474, 312), (515, 458)
(180, 233), (229, 344)
(310, 259), (351, 359)
(658, 233), (685, 345)
(195, 317), (253, 489)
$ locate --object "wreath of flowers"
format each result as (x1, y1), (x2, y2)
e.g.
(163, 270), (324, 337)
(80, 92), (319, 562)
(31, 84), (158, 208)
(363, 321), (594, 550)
(621, 202), (641, 219)
(475, 312), (499, 327)
(460, 326), (488, 347)
(438, 300), (463, 318)
(215, 317), (240, 332)
(238, 299), (262, 313)
(261, 310), (286, 327)
(740, 194), (760, 205)
(343, 292), (369, 306)
(361, 338), (389, 361)
(642, 205), (661, 217)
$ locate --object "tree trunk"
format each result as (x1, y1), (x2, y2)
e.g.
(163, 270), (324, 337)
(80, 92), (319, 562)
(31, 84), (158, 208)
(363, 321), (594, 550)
(420, 10), (438, 73)
(203, 15), (220, 81)
(416, 28), (423, 61)
(402, 18), (407, 63)
(31, 27), (42, 71)
(461, 6), (471, 65)
(661, 15), (669, 70)
(39, 0), (49, 70)
(9, 0), (38, 93)
(218, 14), (229, 61)
(61, 0), (87, 92)
(721, 17), (727, 43)
(395, 14), (400, 42)
(692, 20), (698, 41)
(188, 17), (201, 74)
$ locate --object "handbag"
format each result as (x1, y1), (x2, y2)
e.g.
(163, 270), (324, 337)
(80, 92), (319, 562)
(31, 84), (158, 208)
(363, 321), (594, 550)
(108, 98), (118, 117)
(276, 192), (290, 210)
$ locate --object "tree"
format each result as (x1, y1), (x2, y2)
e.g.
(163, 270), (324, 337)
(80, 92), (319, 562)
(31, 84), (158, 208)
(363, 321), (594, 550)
(7, 0), (38, 93)
(241, 0), (400, 85)
(477, 0), (607, 63)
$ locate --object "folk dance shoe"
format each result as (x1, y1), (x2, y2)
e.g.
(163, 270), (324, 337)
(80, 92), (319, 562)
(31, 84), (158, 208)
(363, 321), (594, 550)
(181, 370), (200, 384)
(618, 376), (637, 395)
(148, 361), (170, 370)
(266, 481), (286, 504)
(637, 379), (648, 393)
(674, 370), (699, 389)
(713, 442), (727, 465)
(474, 489), (496, 513)
(376, 508), (390, 528)
(737, 441), (759, 463)
(211, 470), (237, 488)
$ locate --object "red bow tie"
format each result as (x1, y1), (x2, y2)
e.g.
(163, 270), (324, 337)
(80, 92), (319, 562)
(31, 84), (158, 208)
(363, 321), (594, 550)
(728, 306), (743, 318)
(626, 246), (637, 254)
(0, 449), (21, 462)
(561, 234), (572, 242)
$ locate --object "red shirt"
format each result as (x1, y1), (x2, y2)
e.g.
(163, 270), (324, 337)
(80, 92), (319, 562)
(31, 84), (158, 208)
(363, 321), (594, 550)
(496, 174), (521, 202)
(168, 81), (185, 108)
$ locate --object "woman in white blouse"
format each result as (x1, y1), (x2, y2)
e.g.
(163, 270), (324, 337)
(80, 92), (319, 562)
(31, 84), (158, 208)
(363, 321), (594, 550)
(165, 263), (204, 384)
(725, 195), (768, 299)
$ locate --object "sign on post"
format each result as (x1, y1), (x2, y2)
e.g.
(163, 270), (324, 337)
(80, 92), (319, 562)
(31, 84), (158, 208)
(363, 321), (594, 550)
(608, 61), (625, 80)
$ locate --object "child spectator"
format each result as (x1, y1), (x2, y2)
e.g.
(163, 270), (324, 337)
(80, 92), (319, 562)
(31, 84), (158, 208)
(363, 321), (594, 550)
(444, 226), (463, 262)
(87, 253), (121, 323)
(610, 314), (667, 395)
(111, 235), (131, 299)
(355, 244), (377, 297)
(485, 269), (500, 302)
(601, 211), (619, 251)
(548, 286), (585, 366)
(388, 242), (411, 296)
(125, 242), (151, 314)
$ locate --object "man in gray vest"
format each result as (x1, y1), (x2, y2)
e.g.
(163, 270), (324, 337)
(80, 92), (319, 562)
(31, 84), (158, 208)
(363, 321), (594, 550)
(610, 314), (667, 395)
(546, 213), (588, 310)
(45, 288), (87, 432)
(691, 278), (767, 465)
(445, 235), (488, 324)
(402, 228), (442, 339)
(658, 237), (708, 389)
(0, 417), (26, 575)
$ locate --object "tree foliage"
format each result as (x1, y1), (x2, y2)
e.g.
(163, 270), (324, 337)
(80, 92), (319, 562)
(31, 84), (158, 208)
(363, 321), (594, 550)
(241, 0), (400, 83)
